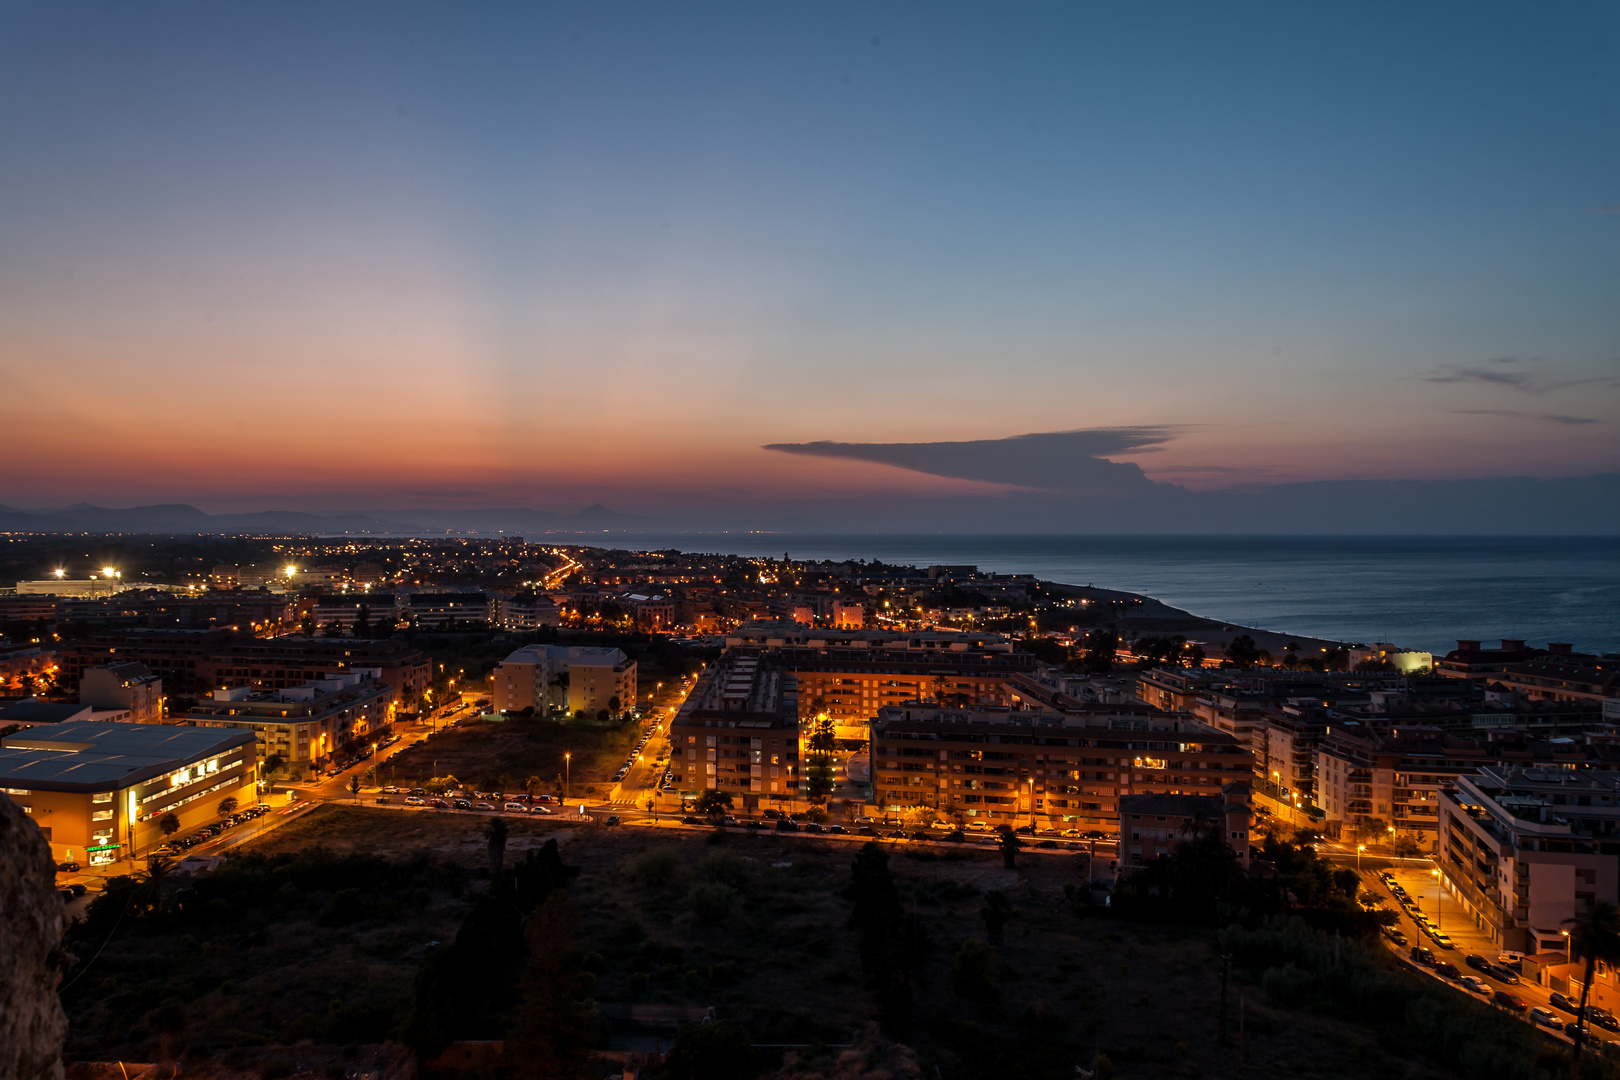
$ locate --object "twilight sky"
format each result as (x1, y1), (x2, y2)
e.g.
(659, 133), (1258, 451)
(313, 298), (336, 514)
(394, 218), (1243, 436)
(1, 2), (1616, 516)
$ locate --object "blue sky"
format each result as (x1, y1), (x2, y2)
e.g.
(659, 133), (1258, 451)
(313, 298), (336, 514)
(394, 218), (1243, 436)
(0, 2), (1615, 510)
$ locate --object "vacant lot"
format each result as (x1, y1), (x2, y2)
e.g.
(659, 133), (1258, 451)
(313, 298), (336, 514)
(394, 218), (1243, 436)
(383, 714), (643, 797)
(63, 806), (1480, 1080)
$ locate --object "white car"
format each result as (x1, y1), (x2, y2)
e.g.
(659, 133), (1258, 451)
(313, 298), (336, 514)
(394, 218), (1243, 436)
(1458, 975), (1490, 994)
(530, 804), (553, 815)
(504, 802), (527, 813)
(404, 795), (425, 805)
(1530, 1007), (1560, 1027)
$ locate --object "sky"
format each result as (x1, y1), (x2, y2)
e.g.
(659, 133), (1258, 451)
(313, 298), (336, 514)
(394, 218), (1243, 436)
(0, 2), (1616, 518)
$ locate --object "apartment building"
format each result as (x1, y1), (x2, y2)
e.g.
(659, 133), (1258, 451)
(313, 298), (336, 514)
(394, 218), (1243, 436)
(186, 672), (396, 771)
(61, 628), (246, 694)
(200, 637), (431, 709)
(79, 662), (163, 723)
(1314, 725), (1593, 845)
(1119, 786), (1252, 869)
(1440, 766), (1620, 953)
(310, 593), (399, 635)
(1496, 651), (1619, 706)
(0, 720), (256, 866)
(720, 622), (1033, 741)
(869, 703), (1250, 831)
(670, 651), (799, 807)
(500, 593), (561, 630)
(406, 592), (492, 628)
(491, 645), (637, 718)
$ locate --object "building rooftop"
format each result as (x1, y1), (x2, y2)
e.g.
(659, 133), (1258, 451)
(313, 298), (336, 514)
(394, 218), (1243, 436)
(0, 701), (93, 727)
(0, 720), (255, 791)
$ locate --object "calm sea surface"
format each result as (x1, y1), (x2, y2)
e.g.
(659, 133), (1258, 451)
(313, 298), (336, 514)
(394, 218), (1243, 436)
(591, 535), (1620, 656)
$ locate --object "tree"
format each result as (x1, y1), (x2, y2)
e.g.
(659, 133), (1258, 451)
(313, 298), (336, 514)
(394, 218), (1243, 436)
(607, 695), (621, 718)
(263, 753), (285, 779)
(998, 829), (1022, 870)
(299, 611), (316, 637)
(504, 895), (599, 1080)
(1224, 635), (1261, 670)
(979, 890), (1015, 945)
(1083, 631), (1117, 674)
(348, 775), (362, 803)
(486, 816), (510, 878)
(695, 789), (733, 817)
(158, 811), (180, 837)
(322, 620), (345, 638)
(354, 603), (372, 639)
(1566, 901), (1620, 1077)
(218, 795), (238, 816)
(663, 1020), (755, 1080)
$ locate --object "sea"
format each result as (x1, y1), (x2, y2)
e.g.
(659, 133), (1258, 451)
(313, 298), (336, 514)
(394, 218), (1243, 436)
(582, 535), (1620, 657)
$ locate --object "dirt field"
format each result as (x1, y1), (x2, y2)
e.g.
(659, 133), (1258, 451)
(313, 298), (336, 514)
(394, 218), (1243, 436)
(378, 714), (643, 798)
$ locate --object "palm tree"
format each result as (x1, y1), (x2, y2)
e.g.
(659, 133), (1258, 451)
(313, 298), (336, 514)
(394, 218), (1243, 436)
(1566, 901), (1620, 1077)
(138, 855), (177, 915)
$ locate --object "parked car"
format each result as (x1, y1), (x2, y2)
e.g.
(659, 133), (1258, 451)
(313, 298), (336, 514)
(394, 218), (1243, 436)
(719, 815), (740, 827)
(857, 826), (878, 836)
(1488, 964), (1521, 985)
(944, 829), (966, 843)
(1530, 1008), (1560, 1027)
(884, 829), (906, 839)
(605, 815), (621, 826)
(56, 861), (80, 873)
(1382, 927), (1408, 946)
(531, 804), (553, 815)
(1458, 975), (1490, 993)
(1435, 962), (1462, 979)
(454, 799), (471, 810)
(1551, 992), (1581, 1013)
(775, 819), (800, 832)
(473, 802), (495, 811)
(745, 820), (764, 830)
(682, 816), (702, 825)
(1591, 1010), (1620, 1033)
(1566, 1022), (1585, 1039)
(504, 802), (527, 813)
(1429, 931), (1455, 949)
(826, 824), (849, 834)
(1494, 991), (1528, 1013)
(405, 796), (425, 805)
(802, 822), (825, 833)
(1465, 954), (1491, 973)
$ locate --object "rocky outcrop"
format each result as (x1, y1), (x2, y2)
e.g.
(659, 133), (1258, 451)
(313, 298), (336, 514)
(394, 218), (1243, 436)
(0, 794), (67, 1080)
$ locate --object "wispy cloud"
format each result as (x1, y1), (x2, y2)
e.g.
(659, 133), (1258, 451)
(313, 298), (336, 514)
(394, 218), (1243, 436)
(1423, 357), (1613, 395)
(1451, 409), (1600, 425)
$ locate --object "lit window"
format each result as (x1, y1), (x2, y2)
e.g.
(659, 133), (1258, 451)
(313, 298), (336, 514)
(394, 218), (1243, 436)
(92, 809), (113, 821)
(91, 791), (113, 803)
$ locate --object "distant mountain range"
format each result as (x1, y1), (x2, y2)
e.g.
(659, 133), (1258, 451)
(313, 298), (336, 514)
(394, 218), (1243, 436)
(0, 502), (643, 536)
(2, 472), (1617, 535)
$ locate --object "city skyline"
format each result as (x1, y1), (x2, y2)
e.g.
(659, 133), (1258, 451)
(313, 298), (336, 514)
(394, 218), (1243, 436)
(2, 3), (1617, 524)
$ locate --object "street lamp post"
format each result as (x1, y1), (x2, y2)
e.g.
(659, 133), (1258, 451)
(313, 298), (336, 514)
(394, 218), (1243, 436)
(1357, 843), (1366, 872)
(565, 751), (571, 802)
(1431, 868), (1443, 932)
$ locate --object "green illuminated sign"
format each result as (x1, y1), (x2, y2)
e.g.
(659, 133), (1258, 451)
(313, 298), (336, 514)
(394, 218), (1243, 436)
(85, 843), (121, 852)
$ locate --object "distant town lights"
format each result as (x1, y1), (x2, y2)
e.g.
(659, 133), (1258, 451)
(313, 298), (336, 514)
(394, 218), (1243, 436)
(53, 568), (65, 577)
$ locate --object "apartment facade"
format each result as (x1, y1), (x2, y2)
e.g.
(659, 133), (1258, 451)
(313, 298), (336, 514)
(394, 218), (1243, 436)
(492, 645), (637, 718)
(869, 704), (1251, 831)
(670, 651), (799, 806)
(1119, 786), (1252, 869)
(186, 672), (396, 771)
(79, 662), (163, 723)
(199, 636), (431, 709)
(1439, 766), (1620, 953)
